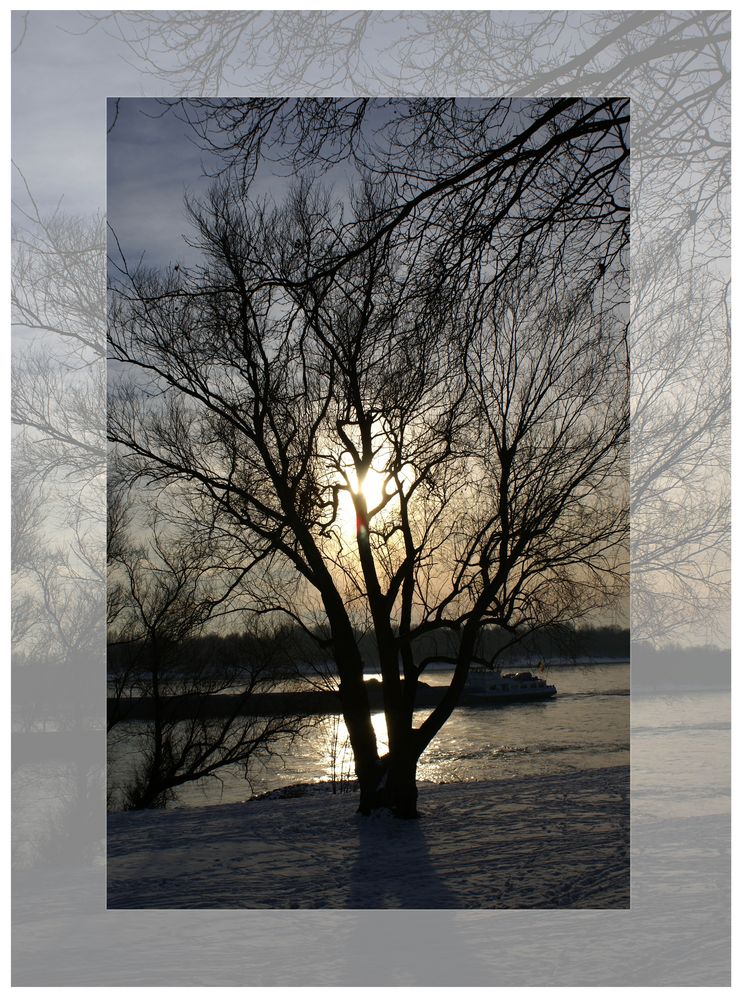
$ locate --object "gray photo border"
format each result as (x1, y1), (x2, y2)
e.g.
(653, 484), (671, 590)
(11, 8), (730, 986)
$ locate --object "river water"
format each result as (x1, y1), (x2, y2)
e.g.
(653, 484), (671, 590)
(108, 662), (630, 810)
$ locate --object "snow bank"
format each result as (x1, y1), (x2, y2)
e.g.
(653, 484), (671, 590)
(108, 765), (629, 909)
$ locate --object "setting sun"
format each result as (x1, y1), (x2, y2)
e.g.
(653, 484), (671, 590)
(337, 465), (390, 538)
(357, 468), (387, 510)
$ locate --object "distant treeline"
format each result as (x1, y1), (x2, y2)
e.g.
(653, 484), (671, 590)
(107, 623), (631, 678)
(472, 624), (630, 663)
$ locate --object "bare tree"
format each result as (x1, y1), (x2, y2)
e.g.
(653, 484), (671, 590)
(109, 101), (628, 818)
(107, 480), (304, 809)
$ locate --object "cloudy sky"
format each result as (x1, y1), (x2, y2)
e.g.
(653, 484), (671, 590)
(107, 99), (216, 270)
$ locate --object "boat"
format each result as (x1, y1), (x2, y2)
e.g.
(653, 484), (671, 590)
(462, 665), (556, 704)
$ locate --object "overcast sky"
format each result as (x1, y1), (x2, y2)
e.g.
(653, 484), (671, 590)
(107, 99), (217, 270)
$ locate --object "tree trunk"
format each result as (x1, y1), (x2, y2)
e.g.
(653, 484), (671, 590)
(336, 673), (382, 815)
(354, 751), (419, 818)
(356, 756), (385, 815)
(381, 749), (419, 819)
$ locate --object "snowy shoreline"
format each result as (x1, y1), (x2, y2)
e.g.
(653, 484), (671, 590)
(108, 765), (629, 909)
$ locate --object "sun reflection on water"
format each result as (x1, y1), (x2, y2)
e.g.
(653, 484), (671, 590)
(322, 710), (390, 783)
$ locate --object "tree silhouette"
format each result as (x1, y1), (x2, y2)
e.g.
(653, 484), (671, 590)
(109, 99), (628, 817)
(107, 477), (304, 809)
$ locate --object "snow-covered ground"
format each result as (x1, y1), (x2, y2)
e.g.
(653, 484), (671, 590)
(108, 765), (629, 909)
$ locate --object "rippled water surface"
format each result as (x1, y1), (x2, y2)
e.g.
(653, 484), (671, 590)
(109, 663), (630, 809)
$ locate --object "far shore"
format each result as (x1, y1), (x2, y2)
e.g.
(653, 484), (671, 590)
(107, 660), (631, 722)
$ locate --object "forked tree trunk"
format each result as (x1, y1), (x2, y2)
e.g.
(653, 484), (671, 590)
(353, 736), (420, 818)
(356, 754), (420, 818)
